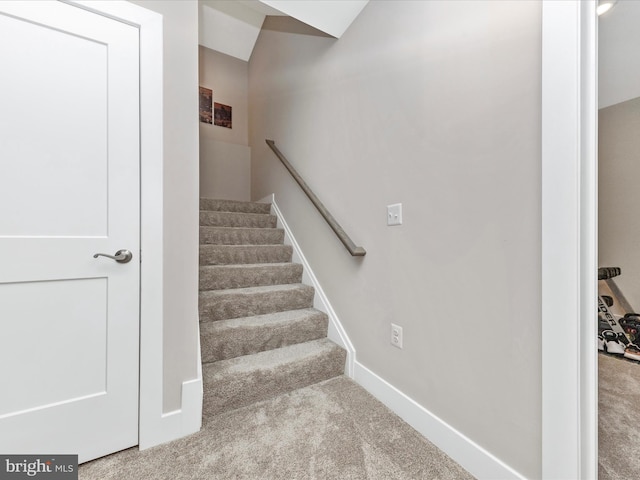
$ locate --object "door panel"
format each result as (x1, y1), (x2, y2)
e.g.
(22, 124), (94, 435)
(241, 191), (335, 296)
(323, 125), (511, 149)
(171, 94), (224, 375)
(0, 10), (108, 237)
(0, 1), (140, 463)
(1, 278), (108, 416)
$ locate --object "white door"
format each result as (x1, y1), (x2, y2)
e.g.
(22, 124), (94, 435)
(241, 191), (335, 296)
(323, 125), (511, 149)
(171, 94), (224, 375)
(0, 1), (140, 463)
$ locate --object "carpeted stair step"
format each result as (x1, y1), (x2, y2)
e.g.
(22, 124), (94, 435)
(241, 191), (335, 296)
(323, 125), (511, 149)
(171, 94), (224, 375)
(200, 211), (277, 228)
(200, 198), (271, 214)
(200, 263), (303, 291)
(199, 284), (315, 322)
(200, 308), (329, 363)
(200, 245), (292, 266)
(202, 338), (346, 417)
(200, 226), (284, 245)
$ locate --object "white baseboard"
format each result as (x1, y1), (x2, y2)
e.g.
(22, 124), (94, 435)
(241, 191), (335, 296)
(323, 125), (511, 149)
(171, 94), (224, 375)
(139, 374), (203, 449)
(258, 194), (356, 377)
(139, 330), (203, 450)
(353, 361), (525, 480)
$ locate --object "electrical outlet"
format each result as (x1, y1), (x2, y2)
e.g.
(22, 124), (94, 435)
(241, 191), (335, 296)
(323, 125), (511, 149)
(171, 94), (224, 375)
(391, 323), (403, 349)
(387, 203), (402, 226)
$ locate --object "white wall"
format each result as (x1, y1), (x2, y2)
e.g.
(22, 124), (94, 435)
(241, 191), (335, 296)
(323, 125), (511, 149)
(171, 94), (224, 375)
(199, 46), (250, 200)
(129, 0), (200, 413)
(599, 97), (640, 310)
(598, 1), (640, 109)
(249, 1), (541, 478)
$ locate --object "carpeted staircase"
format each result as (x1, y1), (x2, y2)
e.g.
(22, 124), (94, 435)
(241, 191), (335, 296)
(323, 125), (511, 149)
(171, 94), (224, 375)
(199, 198), (347, 418)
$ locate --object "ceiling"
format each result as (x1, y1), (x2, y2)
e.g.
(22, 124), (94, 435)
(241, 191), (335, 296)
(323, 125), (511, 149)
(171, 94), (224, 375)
(198, 0), (369, 62)
(599, 0), (640, 109)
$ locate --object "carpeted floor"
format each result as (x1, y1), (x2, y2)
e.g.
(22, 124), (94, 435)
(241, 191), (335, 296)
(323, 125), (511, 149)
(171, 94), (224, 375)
(599, 353), (640, 479)
(79, 376), (474, 480)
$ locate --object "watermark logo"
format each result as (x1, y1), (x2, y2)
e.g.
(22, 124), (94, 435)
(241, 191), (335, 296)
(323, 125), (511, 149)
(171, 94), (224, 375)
(0, 455), (77, 480)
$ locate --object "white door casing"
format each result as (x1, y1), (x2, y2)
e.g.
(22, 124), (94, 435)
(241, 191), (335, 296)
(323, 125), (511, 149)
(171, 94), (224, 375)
(0, 1), (140, 463)
(541, 1), (598, 478)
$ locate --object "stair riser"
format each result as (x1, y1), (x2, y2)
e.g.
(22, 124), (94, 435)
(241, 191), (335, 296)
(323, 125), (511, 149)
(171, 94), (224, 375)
(200, 245), (292, 266)
(202, 344), (346, 417)
(200, 198), (271, 214)
(200, 264), (303, 291)
(201, 313), (328, 363)
(199, 287), (314, 322)
(200, 228), (284, 246)
(200, 211), (277, 228)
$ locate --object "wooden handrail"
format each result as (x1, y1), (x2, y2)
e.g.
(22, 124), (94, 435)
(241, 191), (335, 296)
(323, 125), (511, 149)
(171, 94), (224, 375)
(266, 140), (366, 257)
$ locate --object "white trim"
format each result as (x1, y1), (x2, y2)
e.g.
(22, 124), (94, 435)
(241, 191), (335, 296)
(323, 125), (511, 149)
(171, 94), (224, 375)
(145, 327), (203, 447)
(541, 1), (597, 478)
(259, 194), (356, 377)
(69, 0), (202, 450)
(352, 362), (525, 480)
(141, 376), (202, 446)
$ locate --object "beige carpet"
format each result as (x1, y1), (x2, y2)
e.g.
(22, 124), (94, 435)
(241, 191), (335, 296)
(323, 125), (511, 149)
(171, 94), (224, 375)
(79, 376), (474, 480)
(599, 353), (640, 479)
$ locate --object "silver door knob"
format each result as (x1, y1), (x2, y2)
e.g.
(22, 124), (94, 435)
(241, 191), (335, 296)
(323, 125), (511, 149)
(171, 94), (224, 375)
(93, 249), (133, 264)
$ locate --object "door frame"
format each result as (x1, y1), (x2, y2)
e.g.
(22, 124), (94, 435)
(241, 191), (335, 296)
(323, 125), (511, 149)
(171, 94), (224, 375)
(541, 1), (598, 478)
(69, 0), (201, 450)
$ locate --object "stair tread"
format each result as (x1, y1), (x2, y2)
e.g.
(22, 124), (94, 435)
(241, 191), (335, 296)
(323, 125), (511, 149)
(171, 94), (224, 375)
(200, 308), (328, 363)
(203, 338), (342, 377)
(202, 338), (345, 416)
(199, 226), (282, 231)
(200, 211), (277, 228)
(200, 198), (271, 214)
(199, 283), (315, 322)
(199, 283), (314, 299)
(200, 262), (298, 270)
(199, 226), (284, 246)
(199, 211), (275, 218)
(199, 263), (303, 291)
(201, 307), (326, 331)
(200, 244), (292, 266)
(201, 244), (291, 249)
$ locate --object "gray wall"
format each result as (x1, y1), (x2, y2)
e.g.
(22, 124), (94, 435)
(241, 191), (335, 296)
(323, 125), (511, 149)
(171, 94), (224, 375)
(599, 97), (640, 311)
(130, 0), (200, 413)
(249, 1), (542, 477)
(199, 46), (250, 201)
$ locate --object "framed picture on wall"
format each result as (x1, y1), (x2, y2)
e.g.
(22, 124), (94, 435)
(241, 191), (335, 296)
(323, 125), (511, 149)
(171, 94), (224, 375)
(199, 86), (212, 124)
(214, 102), (232, 128)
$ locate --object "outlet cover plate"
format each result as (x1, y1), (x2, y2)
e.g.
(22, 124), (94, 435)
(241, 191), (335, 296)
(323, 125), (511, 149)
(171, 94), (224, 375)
(391, 323), (403, 349)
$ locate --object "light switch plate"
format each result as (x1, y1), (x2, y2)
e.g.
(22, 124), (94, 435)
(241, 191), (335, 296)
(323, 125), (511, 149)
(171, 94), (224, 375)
(387, 203), (402, 226)
(391, 323), (403, 349)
